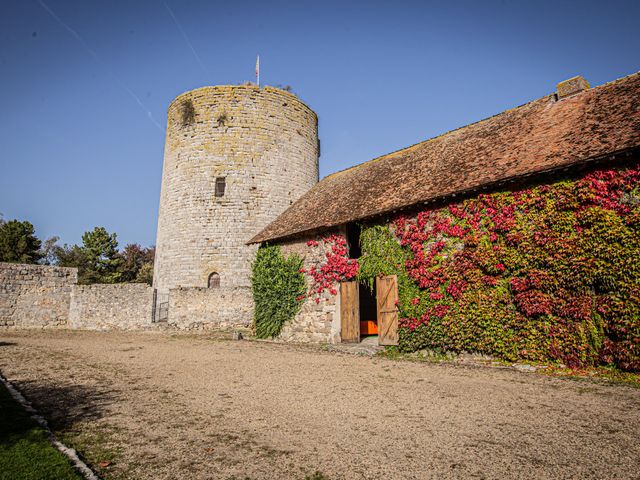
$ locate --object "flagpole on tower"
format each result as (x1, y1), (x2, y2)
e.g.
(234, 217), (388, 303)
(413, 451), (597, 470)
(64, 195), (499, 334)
(256, 55), (260, 87)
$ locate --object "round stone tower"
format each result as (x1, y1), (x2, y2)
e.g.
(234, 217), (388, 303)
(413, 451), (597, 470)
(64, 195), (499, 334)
(153, 85), (319, 294)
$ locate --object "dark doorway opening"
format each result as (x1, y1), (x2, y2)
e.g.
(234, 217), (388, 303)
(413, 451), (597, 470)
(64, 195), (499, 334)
(208, 272), (220, 288)
(346, 223), (375, 338)
(359, 280), (378, 338)
(346, 223), (362, 259)
(340, 275), (399, 345)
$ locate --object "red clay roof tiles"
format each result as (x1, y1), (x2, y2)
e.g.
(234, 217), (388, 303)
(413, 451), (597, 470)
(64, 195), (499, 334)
(250, 72), (640, 244)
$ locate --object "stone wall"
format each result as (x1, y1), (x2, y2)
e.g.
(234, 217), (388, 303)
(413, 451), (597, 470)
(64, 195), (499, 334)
(0, 262), (77, 328)
(1, 263), (256, 334)
(69, 284), (154, 330)
(167, 287), (253, 331)
(278, 228), (346, 343)
(154, 85), (319, 296)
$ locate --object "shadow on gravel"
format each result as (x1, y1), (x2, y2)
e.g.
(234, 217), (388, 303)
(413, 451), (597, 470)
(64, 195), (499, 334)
(0, 342), (17, 347)
(14, 380), (118, 431)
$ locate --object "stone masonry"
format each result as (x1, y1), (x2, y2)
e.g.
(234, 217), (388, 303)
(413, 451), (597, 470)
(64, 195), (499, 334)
(69, 284), (155, 330)
(0, 262), (77, 328)
(153, 85), (319, 296)
(278, 228), (346, 344)
(168, 287), (253, 331)
(0, 261), (251, 332)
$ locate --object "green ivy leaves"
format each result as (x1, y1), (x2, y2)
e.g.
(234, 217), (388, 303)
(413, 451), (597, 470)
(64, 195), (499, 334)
(251, 245), (307, 339)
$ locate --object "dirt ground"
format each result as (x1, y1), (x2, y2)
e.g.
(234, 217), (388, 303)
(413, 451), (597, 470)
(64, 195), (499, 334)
(0, 330), (638, 480)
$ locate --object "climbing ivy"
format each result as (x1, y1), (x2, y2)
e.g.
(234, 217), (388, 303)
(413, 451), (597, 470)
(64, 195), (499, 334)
(358, 161), (640, 371)
(357, 225), (407, 288)
(251, 245), (307, 338)
(302, 235), (358, 302)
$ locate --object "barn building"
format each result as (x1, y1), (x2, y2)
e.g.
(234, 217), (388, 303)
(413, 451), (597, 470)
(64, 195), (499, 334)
(249, 72), (640, 350)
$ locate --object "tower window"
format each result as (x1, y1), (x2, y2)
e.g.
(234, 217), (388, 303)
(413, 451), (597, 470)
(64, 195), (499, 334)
(215, 177), (226, 197)
(208, 272), (220, 288)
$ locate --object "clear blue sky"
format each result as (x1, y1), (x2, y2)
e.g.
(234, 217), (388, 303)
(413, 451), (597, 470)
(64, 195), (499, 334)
(1, 0), (638, 247)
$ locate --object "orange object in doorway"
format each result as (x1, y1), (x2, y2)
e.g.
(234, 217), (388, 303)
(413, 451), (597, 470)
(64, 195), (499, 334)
(360, 320), (378, 335)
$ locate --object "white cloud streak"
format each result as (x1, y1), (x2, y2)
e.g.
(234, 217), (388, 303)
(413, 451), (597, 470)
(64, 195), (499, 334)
(37, 0), (164, 132)
(164, 2), (209, 77)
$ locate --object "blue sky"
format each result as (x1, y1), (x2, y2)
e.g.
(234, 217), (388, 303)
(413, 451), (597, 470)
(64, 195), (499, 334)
(1, 0), (638, 247)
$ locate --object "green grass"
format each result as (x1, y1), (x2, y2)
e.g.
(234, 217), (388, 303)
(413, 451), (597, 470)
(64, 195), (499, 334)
(305, 472), (330, 480)
(0, 381), (83, 480)
(539, 364), (640, 388)
(378, 347), (640, 388)
(59, 428), (123, 479)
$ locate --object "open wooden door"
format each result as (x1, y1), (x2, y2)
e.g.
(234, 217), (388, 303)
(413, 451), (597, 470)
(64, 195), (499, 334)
(340, 280), (360, 343)
(376, 275), (399, 345)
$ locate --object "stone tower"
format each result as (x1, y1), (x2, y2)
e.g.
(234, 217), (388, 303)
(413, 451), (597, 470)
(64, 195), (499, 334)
(153, 85), (319, 295)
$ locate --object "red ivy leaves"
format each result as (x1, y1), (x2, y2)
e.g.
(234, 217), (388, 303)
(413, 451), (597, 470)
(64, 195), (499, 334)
(303, 234), (359, 300)
(513, 290), (553, 317)
(390, 162), (640, 371)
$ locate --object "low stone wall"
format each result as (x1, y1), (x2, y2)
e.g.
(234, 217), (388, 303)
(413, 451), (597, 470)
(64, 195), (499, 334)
(69, 284), (154, 330)
(1, 263), (256, 334)
(168, 287), (253, 331)
(0, 262), (77, 328)
(278, 229), (344, 344)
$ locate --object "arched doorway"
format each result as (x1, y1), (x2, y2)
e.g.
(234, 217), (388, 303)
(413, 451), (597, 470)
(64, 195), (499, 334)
(208, 272), (220, 288)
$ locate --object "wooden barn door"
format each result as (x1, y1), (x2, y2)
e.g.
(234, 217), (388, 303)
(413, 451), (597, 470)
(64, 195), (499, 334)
(340, 281), (360, 343)
(376, 275), (399, 346)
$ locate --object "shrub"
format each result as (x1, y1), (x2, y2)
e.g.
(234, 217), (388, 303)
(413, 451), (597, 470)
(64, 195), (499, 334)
(251, 245), (306, 338)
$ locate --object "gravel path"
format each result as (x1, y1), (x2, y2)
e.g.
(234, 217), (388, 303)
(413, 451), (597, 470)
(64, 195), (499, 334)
(0, 330), (638, 480)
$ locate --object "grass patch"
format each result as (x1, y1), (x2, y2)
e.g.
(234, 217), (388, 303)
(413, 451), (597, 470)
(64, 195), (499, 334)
(59, 427), (124, 479)
(377, 346), (455, 363)
(378, 347), (640, 387)
(305, 472), (330, 480)
(539, 364), (640, 388)
(0, 382), (82, 480)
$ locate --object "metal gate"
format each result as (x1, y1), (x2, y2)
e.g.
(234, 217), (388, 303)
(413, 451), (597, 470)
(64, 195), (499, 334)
(152, 290), (169, 323)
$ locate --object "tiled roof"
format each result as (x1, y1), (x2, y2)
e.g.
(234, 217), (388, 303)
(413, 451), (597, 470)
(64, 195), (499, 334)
(250, 72), (640, 244)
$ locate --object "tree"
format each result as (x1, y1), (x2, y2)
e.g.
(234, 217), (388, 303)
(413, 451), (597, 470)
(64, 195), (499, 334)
(117, 244), (155, 284)
(134, 262), (154, 285)
(39, 236), (60, 265)
(81, 227), (122, 284)
(55, 227), (122, 284)
(0, 220), (43, 264)
(55, 243), (92, 280)
(53, 227), (154, 285)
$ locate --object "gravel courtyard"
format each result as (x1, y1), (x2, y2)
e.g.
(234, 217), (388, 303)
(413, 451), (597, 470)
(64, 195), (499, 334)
(0, 330), (638, 480)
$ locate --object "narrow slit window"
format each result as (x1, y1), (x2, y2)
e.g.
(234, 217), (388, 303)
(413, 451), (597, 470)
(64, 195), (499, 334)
(215, 177), (226, 197)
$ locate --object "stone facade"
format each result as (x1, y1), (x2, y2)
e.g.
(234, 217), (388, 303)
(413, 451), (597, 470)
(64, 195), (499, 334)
(0, 262), (77, 328)
(153, 85), (319, 296)
(69, 284), (154, 330)
(167, 287), (253, 331)
(278, 228), (346, 344)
